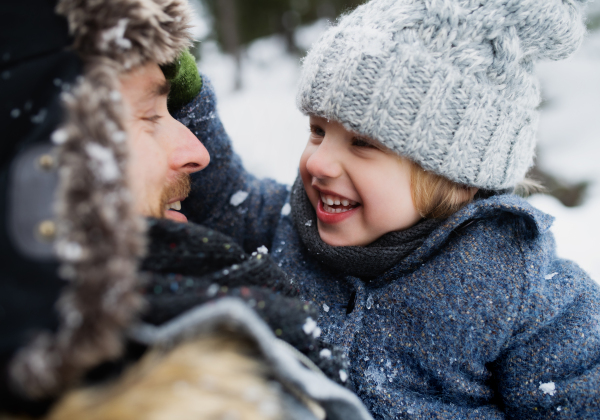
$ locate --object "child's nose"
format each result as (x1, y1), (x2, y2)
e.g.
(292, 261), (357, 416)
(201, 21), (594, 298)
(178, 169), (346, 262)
(305, 140), (343, 180)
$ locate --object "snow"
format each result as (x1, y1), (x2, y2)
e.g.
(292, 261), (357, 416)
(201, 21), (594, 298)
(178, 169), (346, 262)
(365, 365), (386, 391)
(100, 18), (131, 51)
(188, 0), (212, 41)
(281, 203), (291, 216)
(339, 369), (348, 382)
(206, 283), (219, 297)
(294, 19), (331, 51)
(193, 9), (600, 283)
(110, 90), (121, 102)
(539, 381), (556, 396)
(319, 348), (332, 359)
(86, 143), (120, 182)
(305, 220), (312, 226)
(545, 272), (558, 280)
(198, 37), (306, 185)
(111, 130), (126, 143)
(323, 303), (330, 312)
(303, 317), (317, 334)
(229, 190), (249, 206)
(302, 316), (321, 338)
(257, 245), (268, 254)
(56, 240), (83, 262)
(366, 294), (374, 310)
(51, 129), (68, 145)
(349, 27), (392, 56)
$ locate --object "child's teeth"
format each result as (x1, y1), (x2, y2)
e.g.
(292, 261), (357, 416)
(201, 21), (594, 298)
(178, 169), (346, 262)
(323, 204), (350, 213)
(320, 193), (359, 209)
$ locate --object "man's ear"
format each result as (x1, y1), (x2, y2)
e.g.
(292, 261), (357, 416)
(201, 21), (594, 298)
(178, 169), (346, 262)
(161, 49), (202, 114)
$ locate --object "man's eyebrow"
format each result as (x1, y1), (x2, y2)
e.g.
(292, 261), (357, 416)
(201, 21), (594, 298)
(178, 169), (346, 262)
(153, 79), (171, 97)
(139, 79), (170, 105)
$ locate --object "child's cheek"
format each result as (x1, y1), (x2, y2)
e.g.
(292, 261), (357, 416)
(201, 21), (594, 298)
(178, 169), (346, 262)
(299, 148), (318, 209)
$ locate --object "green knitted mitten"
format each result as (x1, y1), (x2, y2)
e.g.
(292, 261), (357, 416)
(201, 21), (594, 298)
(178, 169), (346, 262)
(161, 49), (203, 113)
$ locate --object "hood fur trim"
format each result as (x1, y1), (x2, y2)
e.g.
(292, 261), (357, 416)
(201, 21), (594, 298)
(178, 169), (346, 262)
(10, 58), (146, 400)
(57, 0), (193, 69)
(9, 0), (193, 400)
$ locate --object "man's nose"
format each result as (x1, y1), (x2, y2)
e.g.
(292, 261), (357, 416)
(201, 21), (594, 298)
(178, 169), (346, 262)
(305, 138), (342, 180)
(169, 120), (210, 174)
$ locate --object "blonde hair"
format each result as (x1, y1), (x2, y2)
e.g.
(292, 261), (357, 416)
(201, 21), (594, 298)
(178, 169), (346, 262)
(409, 162), (476, 219)
(408, 160), (543, 219)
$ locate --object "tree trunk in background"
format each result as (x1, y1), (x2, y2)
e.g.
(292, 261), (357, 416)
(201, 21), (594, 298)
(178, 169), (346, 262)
(216, 0), (242, 90)
(528, 165), (589, 207)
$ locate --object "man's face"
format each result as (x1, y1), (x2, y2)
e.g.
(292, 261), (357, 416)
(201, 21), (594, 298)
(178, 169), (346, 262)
(119, 63), (209, 222)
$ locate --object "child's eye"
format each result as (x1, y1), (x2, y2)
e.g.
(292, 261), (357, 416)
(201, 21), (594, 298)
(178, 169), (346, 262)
(352, 138), (377, 149)
(310, 124), (325, 137)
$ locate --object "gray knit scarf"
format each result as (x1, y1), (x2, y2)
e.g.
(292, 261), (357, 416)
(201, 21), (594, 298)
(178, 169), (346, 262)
(291, 176), (442, 278)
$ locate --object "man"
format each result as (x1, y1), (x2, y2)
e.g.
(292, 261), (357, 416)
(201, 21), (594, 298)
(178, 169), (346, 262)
(1, 0), (371, 418)
(119, 62), (208, 223)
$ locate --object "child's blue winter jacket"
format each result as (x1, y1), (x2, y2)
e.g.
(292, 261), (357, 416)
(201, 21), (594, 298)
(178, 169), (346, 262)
(176, 78), (600, 419)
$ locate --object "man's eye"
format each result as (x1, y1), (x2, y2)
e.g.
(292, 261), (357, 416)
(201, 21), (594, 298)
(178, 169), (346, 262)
(352, 138), (377, 149)
(142, 115), (162, 123)
(310, 124), (325, 137)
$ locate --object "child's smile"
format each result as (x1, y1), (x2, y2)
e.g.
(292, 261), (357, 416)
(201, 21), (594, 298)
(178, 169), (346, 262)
(299, 116), (421, 246)
(314, 187), (361, 223)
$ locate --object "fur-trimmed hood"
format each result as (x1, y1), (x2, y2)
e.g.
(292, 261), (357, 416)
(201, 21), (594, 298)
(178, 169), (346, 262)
(0, 0), (193, 411)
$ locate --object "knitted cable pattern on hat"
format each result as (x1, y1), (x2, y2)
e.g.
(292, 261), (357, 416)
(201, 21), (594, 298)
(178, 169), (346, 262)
(297, 0), (589, 190)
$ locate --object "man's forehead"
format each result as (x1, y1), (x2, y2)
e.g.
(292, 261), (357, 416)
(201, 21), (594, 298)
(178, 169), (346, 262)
(120, 63), (170, 103)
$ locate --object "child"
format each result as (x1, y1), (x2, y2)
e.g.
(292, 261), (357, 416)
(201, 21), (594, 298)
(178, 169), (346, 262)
(177, 0), (600, 417)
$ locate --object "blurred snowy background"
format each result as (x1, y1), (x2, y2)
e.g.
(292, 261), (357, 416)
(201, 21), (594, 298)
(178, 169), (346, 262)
(189, 1), (600, 282)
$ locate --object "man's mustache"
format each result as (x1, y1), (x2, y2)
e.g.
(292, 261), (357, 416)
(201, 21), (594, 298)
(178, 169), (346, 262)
(160, 173), (191, 213)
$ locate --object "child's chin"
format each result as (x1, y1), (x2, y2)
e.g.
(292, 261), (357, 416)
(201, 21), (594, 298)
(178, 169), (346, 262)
(317, 224), (362, 247)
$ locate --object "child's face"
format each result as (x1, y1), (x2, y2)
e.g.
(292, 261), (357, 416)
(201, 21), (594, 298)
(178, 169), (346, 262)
(300, 116), (421, 246)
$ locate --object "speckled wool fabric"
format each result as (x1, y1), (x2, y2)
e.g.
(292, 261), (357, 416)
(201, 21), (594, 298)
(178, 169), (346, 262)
(138, 218), (352, 388)
(178, 79), (600, 418)
(296, 0), (588, 190)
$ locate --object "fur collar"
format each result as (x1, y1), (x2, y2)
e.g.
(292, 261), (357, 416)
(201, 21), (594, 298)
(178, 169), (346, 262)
(9, 0), (193, 400)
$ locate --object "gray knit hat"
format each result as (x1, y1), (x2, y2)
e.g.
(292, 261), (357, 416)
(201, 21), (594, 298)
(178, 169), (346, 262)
(297, 0), (588, 189)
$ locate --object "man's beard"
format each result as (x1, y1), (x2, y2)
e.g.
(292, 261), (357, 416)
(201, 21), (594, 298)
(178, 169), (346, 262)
(150, 173), (191, 218)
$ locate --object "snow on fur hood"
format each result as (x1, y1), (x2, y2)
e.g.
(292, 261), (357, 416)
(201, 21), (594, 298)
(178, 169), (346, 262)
(1, 0), (192, 409)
